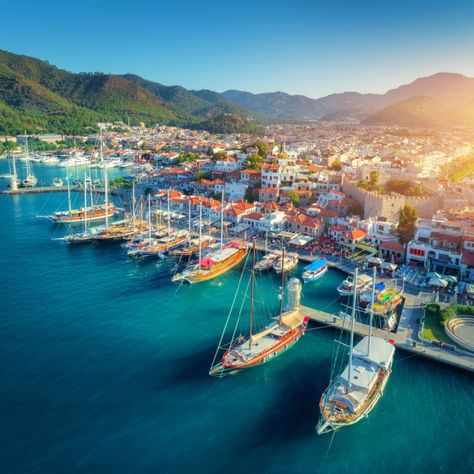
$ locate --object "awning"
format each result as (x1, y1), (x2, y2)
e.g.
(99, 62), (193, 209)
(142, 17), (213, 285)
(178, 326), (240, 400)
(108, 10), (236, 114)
(289, 235), (314, 247)
(229, 223), (251, 235)
(367, 256), (384, 265)
(429, 277), (448, 288)
(275, 231), (298, 240)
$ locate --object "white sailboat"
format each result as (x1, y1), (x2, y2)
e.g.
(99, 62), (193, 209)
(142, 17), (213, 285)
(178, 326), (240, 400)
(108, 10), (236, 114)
(21, 135), (37, 187)
(316, 267), (395, 434)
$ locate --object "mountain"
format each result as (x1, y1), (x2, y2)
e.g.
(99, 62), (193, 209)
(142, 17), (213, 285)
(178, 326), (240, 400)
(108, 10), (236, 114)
(364, 95), (474, 128)
(223, 73), (474, 126)
(0, 50), (250, 135)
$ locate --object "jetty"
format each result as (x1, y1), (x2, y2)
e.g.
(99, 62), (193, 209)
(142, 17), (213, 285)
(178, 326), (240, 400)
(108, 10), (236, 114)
(298, 298), (474, 373)
(2, 186), (125, 196)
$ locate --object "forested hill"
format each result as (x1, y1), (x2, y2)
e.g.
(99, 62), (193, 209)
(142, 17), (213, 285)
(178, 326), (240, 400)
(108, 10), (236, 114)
(0, 50), (256, 135)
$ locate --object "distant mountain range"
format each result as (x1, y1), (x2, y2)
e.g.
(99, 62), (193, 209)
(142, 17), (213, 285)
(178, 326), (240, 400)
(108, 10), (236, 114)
(223, 73), (474, 127)
(1, 48), (474, 134)
(0, 50), (256, 135)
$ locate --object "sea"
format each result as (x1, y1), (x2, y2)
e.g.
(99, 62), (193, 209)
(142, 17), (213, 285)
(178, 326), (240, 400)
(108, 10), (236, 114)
(0, 160), (473, 474)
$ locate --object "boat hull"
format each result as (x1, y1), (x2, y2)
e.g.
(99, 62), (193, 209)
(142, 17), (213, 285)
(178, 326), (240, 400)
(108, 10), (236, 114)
(303, 265), (328, 284)
(172, 247), (247, 284)
(316, 367), (392, 435)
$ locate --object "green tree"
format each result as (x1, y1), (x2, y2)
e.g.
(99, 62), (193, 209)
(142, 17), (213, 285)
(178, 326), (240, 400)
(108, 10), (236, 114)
(254, 139), (273, 158)
(245, 153), (263, 170)
(329, 159), (342, 171)
(286, 190), (301, 206)
(397, 205), (418, 245)
(244, 185), (259, 203)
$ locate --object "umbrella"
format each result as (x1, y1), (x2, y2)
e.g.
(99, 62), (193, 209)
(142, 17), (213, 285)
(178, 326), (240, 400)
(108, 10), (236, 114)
(427, 272), (442, 279)
(429, 277), (448, 288)
(443, 275), (458, 283)
(367, 256), (384, 265)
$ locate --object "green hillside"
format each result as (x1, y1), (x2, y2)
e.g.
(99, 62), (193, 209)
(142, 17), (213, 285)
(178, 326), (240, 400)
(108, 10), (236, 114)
(0, 50), (254, 135)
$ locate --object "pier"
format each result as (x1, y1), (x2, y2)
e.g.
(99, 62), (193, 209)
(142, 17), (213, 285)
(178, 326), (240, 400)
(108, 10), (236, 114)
(1, 186), (126, 196)
(298, 300), (474, 373)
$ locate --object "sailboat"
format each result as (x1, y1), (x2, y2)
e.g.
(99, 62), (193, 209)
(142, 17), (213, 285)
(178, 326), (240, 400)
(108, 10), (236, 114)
(21, 135), (37, 187)
(63, 172), (100, 244)
(171, 190), (247, 284)
(170, 198), (215, 257)
(316, 267), (395, 434)
(209, 242), (309, 376)
(137, 191), (188, 258)
(47, 144), (115, 224)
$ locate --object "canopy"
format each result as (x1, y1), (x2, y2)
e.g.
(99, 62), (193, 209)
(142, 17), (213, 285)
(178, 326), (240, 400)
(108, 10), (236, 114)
(427, 272), (442, 279)
(375, 281), (385, 292)
(367, 256), (384, 265)
(443, 275), (458, 283)
(429, 277), (448, 288)
(382, 262), (398, 270)
(304, 259), (327, 272)
(289, 235), (314, 247)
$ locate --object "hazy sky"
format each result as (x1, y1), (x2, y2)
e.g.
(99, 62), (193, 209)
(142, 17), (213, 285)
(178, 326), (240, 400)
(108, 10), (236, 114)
(2, 0), (474, 98)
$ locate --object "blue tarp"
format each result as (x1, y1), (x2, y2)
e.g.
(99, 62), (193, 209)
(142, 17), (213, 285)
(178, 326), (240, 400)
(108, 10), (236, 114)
(375, 281), (385, 291)
(304, 259), (327, 271)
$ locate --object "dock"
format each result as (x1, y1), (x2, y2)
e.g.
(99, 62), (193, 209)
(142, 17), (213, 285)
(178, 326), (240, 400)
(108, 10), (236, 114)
(298, 302), (474, 373)
(1, 186), (125, 196)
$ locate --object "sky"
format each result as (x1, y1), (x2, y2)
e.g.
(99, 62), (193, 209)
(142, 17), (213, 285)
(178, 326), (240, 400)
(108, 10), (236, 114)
(1, 0), (474, 98)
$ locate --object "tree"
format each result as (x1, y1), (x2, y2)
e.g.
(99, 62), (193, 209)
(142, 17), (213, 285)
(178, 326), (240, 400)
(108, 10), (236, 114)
(329, 159), (342, 171)
(397, 205), (418, 245)
(244, 185), (258, 203)
(348, 203), (364, 217)
(254, 139), (273, 158)
(286, 190), (301, 206)
(245, 153), (263, 170)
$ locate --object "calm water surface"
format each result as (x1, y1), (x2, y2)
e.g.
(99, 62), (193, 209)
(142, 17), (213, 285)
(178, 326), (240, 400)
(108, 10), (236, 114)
(1, 161), (473, 474)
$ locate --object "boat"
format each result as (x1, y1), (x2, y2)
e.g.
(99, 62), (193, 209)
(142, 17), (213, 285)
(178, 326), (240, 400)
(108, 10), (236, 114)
(302, 258), (328, 283)
(254, 252), (279, 271)
(316, 268), (395, 434)
(169, 235), (215, 256)
(209, 241), (309, 376)
(49, 203), (115, 224)
(51, 177), (63, 187)
(367, 285), (403, 316)
(138, 229), (189, 258)
(21, 136), (37, 187)
(273, 251), (298, 273)
(61, 173), (100, 244)
(172, 192), (247, 283)
(337, 273), (372, 296)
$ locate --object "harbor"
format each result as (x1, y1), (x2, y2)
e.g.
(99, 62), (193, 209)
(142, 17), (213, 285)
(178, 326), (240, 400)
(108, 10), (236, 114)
(1, 162), (474, 474)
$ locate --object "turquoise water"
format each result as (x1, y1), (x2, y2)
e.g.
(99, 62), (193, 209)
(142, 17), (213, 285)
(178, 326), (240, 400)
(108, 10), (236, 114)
(1, 162), (474, 474)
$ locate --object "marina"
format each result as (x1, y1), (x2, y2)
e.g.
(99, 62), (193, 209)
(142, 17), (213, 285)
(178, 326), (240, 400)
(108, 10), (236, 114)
(1, 161), (474, 474)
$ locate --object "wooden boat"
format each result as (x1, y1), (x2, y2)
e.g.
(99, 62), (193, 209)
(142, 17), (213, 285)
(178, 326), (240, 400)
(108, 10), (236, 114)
(169, 236), (215, 256)
(317, 268), (395, 434)
(172, 242), (247, 283)
(254, 252), (279, 272)
(50, 203), (115, 224)
(368, 287), (403, 316)
(210, 242), (309, 376)
(138, 230), (189, 257)
(273, 251), (298, 273)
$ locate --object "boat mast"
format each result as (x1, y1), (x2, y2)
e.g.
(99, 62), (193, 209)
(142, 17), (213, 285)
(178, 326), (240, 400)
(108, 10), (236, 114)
(220, 187), (224, 251)
(279, 247), (285, 325)
(66, 166), (72, 215)
(368, 266), (376, 356)
(89, 168), (94, 209)
(104, 167), (109, 229)
(167, 189), (171, 232)
(347, 267), (358, 394)
(249, 239), (256, 349)
(131, 181), (136, 227)
(83, 172), (88, 232)
(188, 197), (192, 245)
(198, 202), (202, 274)
(147, 193), (152, 243)
(24, 132), (31, 179)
